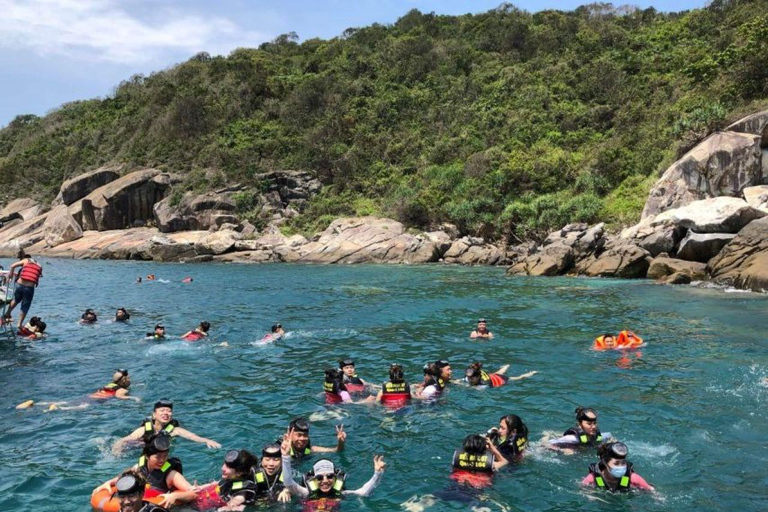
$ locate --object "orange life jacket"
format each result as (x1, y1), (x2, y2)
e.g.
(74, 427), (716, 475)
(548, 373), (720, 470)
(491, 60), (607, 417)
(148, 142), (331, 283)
(617, 330), (643, 348)
(18, 261), (42, 285)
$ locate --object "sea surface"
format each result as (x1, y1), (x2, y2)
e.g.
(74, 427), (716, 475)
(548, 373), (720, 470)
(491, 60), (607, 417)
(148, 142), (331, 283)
(1, 259), (766, 512)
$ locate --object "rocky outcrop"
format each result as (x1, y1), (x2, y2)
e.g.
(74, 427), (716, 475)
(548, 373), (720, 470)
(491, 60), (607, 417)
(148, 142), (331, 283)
(255, 170), (322, 211)
(675, 232), (735, 263)
(0, 198), (43, 222)
(442, 236), (507, 265)
(43, 205), (83, 247)
(507, 243), (574, 276)
(708, 216), (768, 292)
(743, 185), (768, 213)
(0, 212), (50, 256)
(646, 257), (707, 280)
(573, 239), (651, 278)
(652, 197), (765, 234)
(53, 165), (121, 206)
(153, 191), (238, 233)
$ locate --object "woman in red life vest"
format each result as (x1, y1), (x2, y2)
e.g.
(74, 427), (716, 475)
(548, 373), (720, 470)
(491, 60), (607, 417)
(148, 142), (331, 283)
(181, 321), (210, 341)
(463, 362), (537, 388)
(374, 364), (412, 409)
(90, 369), (139, 401)
(4, 251), (43, 330)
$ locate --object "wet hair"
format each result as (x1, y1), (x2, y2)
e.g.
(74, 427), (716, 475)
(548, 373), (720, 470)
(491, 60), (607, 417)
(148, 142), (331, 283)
(289, 417), (310, 433)
(116, 308), (130, 320)
(422, 362), (439, 385)
(143, 432), (172, 456)
(598, 442), (629, 463)
(389, 364), (404, 383)
(575, 407), (598, 422)
(462, 434), (487, 455)
(500, 414), (529, 438)
(261, 443), (282, 459)
(603, 333), (614, 339)
(29, 316), (41, 327)
(36, 321), (46, 333)
(112, 369), (130, 386)
(271, 324), (279, 333)
(224, 449), (259, 476)
(465, 362), (483, 386)
(199, 321), (210, 332)
(82, 309), (97, 321)
(325, 368), (345, 389)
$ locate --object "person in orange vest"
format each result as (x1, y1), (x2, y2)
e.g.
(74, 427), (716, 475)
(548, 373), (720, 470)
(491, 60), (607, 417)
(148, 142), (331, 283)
(4, 251), (43, 330)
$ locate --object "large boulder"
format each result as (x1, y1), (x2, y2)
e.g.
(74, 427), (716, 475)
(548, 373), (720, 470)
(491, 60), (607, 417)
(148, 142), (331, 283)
(153, 192), (238, 233)
(726, 109), (768, 138)
(708, 217), (768, 292)
(43, 205), (83, 247)
(255, 170), (322, 211)
(642, 131), (763, 218)
(442, 237), (506, 265)
(647, 256), (707, 280)
(74, 168), (172, 231)
(675, 232), (735, 263)
(298, 217), (439, 264)
(506, 242), (574, 276)
(743, 185), (768, 213)
(621, 216), (686, 257)
(53, 165), (121, 206)
(652, 197), (766, 234)
(194, 230), (241, 255)
(0, 198), (43, 221)
(574, 239), (650, 278)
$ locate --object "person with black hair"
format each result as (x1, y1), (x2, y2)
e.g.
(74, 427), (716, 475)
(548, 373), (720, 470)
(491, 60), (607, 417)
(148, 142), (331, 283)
(113, 399), (220, 452)
(338, 358), (367, 391)
(90, 369), (139, 401)
(182, 321), (210, 341)
(582, 442), (655, 492)
(450, 434), (505, 488)
(111, 470), (168, 512)
(18, 315), (46, 339)
(278, 417), (346, 461)
(324, 368), (353, 404)
(80, 308), (98, 324)
(485, 414), (530, 465)
(253, 443), (291, 502)
(115, 308), (131, 322)
(548, 407), (613, 451)
(414, 362), (442, 400)
(374, 363), (412, 408)
(146, 324), (165, 340)
(4, 251), (43, 330)
(463, 362), (537, 388)
(261, 323), (285, 343)
(195, 449), (261, 510)
(470, 318), (493, 339)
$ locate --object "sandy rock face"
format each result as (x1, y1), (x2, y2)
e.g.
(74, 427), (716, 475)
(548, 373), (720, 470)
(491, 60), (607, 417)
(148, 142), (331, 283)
(53, 165), (121, 206)
(43, 205), (83, 247)
(646, 257), (707, 280)
(708, 216), (768, 292)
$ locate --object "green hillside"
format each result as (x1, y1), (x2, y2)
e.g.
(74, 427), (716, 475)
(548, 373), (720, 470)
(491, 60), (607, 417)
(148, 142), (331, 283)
(1, 0), (767, 240)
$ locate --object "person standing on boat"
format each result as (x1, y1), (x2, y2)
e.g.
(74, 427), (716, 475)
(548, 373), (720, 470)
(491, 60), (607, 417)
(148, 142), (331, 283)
(4, 251), (43, 330)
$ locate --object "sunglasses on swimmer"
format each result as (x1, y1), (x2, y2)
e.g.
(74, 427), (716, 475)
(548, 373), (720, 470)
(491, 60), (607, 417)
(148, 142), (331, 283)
(315, 474), (335, 481)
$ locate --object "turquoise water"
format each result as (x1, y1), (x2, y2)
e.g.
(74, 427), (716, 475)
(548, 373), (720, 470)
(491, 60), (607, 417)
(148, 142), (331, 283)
(1, 259), (767, 512)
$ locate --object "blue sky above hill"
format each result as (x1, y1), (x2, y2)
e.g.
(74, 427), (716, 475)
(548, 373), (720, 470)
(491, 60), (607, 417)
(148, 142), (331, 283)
(0, 0), (707, 127)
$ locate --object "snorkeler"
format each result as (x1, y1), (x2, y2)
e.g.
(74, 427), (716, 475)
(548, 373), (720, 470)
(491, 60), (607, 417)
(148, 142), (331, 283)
(90, 369), (139, 401)
(450, 434), (505, 488)
(485, 414), (529, 465)
(582, 442), (655, 492)
(146, 324), (166, 340)
(324, 368), (352, 404)
(413, 362), (442, 400)
(374, 363), (412, 408)
(470, 318), (493, 339)
(115, 308), (131, 322)
(113, 399), (221, 452)
(339, 358), (367, 392)
(548, 407), (612, 451)
(279, 417), (346, 461)
(81, 308), (98, 324)
(17, 315), (46, 339)
(463, 362), (538, 387)
(194, 449), (261, 510)
(93, 433), (196, 509)
(279, 428), (385, 504)
(253, 443), (291, 502)
(110, 470), (168, 512)
(181, 321), (210, 341)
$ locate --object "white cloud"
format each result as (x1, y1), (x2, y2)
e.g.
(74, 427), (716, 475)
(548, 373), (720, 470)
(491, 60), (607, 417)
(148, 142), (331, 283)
(0, 0), (270, 64)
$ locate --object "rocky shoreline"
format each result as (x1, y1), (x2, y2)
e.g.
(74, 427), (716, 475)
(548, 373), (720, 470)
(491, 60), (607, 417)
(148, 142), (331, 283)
(2, 110), (768, 291)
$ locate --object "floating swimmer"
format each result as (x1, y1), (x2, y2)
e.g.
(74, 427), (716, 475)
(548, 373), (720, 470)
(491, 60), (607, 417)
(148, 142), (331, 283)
(593, 330), (643, 351)
(93, 470), (168, 512)
(582, 442), (655, 492)
(324, 368), (352, 404)
(413, 362), (443, 400)
(279, 429), (385, 508)
(463, 362), (538, 387)
(146, 324), (166, 340)
(115, 308), (131, 322)
(194, 449), (262, 510)
(470, 318), (493, 339)
(450, 434), (505, 488)
(17, 315), (46, 339)
(181, 277), (193, 283)
(181, 321), (209, 341)
(90, 369), (140, 401)
(373, 363), (412, 409)
(548, 407), (613, 452)
(278, 418), (346, 462)
(261, 323), (285, 343)
(339, 358), (367, 392)
(485, 414), (529, 464)
(80, 308), (98, 324)
(113, 399), (220, 453)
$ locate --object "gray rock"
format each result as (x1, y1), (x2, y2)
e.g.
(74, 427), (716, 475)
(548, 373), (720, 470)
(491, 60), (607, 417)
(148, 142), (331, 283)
(53, 165), (121, 206)
(659, 272), (692, 285)
(507, 242), (574, 276)
(652, 197), (766, 234)
(676, 232), (735, 262)
(708, 216), (768, 291)
(42, 205), (83, 247)
(574, 239), (650, 278)
(743, 185), (768, 213)
(647, 257), (707, 280)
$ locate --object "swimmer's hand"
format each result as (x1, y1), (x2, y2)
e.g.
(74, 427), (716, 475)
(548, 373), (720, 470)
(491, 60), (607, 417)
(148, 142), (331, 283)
(159, 492), (180, 508)
(280, 428), (293, 456)
(277, 489), (292, 503)
(205, 438), (222, 449)
(373, 455), (386, 472)
(336, 424), (346, 445)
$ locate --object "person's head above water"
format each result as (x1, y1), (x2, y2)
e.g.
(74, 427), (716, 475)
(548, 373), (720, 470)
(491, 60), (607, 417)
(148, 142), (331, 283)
(152, 399), (173, 423)
(339, 358), (356, 376)
(36, 320), (46, 333)
(436, 359), (452, 380)
(115, 308), (130, 321)
(142, 432), (172, 469)
(114, 470), (147, 512)
(603, 333), (615, 347)
(476, 318), (489, 332)
(597, 442), (629, 477)
(575, 406), (599, 435)
(199, 321), (210, 333)
(423, 362), (439, 383)
(153, 324), (165, 336)
(82, 309), (97, 322)
(271, 323), (283, 333)
(462, 434), (487, 455)
(498, 414), (528, 439)
(389, 363), (404, 383)
(288, 417), (311, 449)
(260, 443), (282, 475)
(222, 449), (258, 479)
(112, 368), (131, 388)
(325, 368), (344, 388)
(309, 459), (340, 494)
(464, 362), (484, 386)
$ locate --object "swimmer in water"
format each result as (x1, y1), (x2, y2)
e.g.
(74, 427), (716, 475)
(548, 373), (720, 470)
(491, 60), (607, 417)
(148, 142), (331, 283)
(485, 414), (529, 465)
(339, 358), (367, 390)
(374, 363), (412, 408)
(548, 407), (612, 452)
(463, 362), (538, 387)
(278, 417), (346, 461)
(582, 442), (655, 492)
(181, 321), (210, 341)
(136, 277), (142, 284)
(450, 434), (505, 488)
(146, 324), (166, 340)
(323, 368), (352, 404)
(94, 433), (196, 509)
(195, 449), (261, 511)
(470, 318), (493, 339)
(81, 308), (98, 324)
(413, 362), (443, 400)
(113, 399), (221, 452)
(253, 443), (291, 503)
(262, 323), (284, 343)
(90, 369), (140, 401)
(111, 470), (168, 512)
(115, 308), (131, 322)
(18, 315), (46, 339)
(279, 428), (385, 504)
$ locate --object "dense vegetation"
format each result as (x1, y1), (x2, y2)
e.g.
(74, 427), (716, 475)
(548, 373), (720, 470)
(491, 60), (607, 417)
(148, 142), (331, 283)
(1, 0), (767, 240)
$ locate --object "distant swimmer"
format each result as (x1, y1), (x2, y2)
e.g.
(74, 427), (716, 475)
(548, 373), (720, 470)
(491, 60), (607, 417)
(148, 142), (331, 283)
(463, 362), (538, 387)
(115, 308), (131, 322)
(113, 399), (221, 452)
(194, 449), (261, 510)
(93, 433), (196, 509)
(593, 330), (643, 350)
(136, 277), (142, 284)
(548, 407), (612, 452)
(450, 434), (504, 488)
(17, 315), (46, 339)
(278, 417), (346, 461)
(280, 431), (385, 506)
(90, 369), (140, 401)
(81, 308), (98, 324)
(324, 368), (352, 404)
(339, 358), (367, 392)
(3, 251), (43, 330)
(146, 274), (156, 281)
(181, 321), (210, 341)
(485, 414), (529, 464)
(374, 364), (412, 409)
(261, 323), (285, 343)
(582, 442), (655, 492)
(413, 362), (443, 400)
(470, 318), (493, 339)
(182, 277), (193, 283)
(146, 323), (166, 340)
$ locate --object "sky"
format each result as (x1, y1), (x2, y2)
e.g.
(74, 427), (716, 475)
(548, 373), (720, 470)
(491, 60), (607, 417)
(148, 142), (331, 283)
(0, 0), (709, 128)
